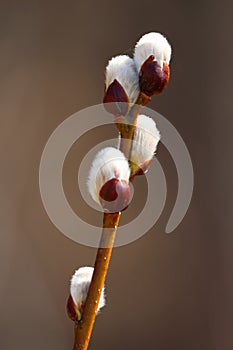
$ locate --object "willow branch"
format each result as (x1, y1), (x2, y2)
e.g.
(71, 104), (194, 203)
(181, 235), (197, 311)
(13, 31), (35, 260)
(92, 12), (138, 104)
(73, 212), (121, 350)
(73, 94), (147, 350)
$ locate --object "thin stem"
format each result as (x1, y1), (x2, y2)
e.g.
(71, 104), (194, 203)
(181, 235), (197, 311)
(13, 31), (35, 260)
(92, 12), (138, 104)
(72, 92), (148, 350)
(119, 92), (150, 160)
(73, 213), (120, 350)
(120, 103), (141, 158)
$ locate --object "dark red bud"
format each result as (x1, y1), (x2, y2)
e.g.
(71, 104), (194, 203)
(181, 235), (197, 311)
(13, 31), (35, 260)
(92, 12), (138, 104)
(103, 79), (129, 116)
(67, 295), (79, 322)
(139, 56), (170, 96)
(99, 178), (130, 213)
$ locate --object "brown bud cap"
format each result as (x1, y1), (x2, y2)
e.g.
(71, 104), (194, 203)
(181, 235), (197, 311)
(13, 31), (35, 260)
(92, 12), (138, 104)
(136, 92), (151, 106)
(130, 159), (153, 180)
(66, 294), (81, 322)
(139, 56), (170, 96)
(99, 178), (130, 213)
(103, 79), (129, 116)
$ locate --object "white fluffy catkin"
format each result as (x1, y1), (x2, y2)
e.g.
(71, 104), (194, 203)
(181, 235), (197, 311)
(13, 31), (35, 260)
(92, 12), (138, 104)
(134, 32), (171, 71)
(70, 267), (105, 312)
(105, 55), (140, 104)
(87, 147), (130, 204)
(130, 114), (160, 168)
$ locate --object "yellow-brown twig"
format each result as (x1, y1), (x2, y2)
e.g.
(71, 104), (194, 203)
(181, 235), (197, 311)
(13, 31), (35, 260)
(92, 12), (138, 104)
(72, 93), (149, 350)
(73, 212), (121, 350)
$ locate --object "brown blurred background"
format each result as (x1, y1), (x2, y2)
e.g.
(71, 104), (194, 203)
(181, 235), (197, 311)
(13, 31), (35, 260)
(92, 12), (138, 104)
(0, 0), (232, 349)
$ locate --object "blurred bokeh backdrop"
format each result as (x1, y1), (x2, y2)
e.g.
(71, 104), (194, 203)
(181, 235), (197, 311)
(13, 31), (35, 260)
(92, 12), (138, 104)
(0, 1), (232, 349)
